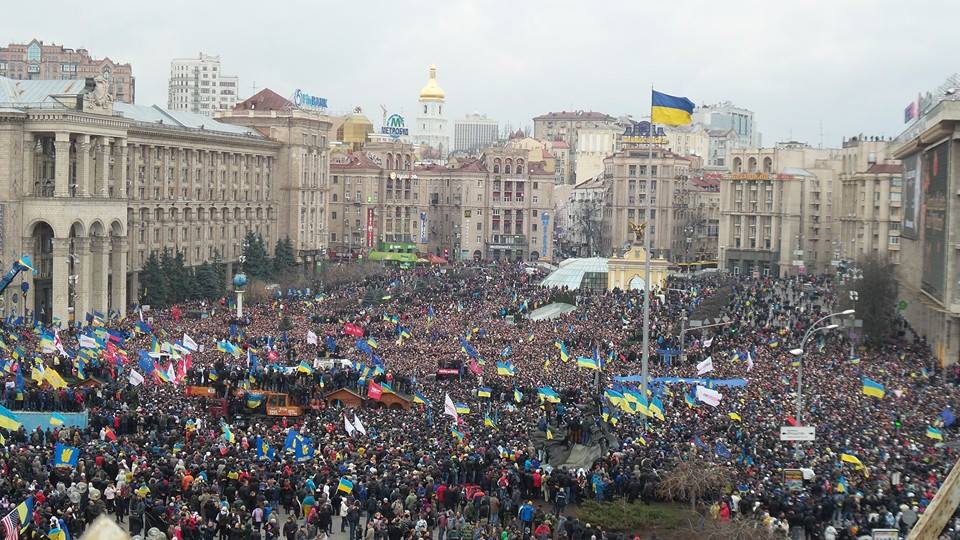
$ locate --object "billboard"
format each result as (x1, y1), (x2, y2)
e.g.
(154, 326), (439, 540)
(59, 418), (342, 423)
(366, 208), (375, 248)
(902, 154), (921, 239)
(921, 142), (949, 301)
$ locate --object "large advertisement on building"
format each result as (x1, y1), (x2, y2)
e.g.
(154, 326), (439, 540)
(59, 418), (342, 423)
(902, 154), (921, 239)
(921, 142), (949, 301)
(366, 209), (375, 248)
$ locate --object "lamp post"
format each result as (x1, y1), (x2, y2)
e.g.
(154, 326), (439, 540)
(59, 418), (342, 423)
(790, 309), (855, 425)
(679, 318), (732, 363)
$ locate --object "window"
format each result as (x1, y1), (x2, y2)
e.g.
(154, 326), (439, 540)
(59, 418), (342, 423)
(628, 165), (637, 177)
(476, 222), (482, 231)
(889, 235), (899, 245)
(27, 43), (40, 62)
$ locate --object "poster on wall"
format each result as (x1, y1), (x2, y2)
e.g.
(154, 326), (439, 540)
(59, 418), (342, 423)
(921, 142), (949, 301)
(902, 154), (921, 239)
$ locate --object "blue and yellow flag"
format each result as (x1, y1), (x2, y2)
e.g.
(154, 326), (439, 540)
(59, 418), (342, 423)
(0, 404), (23, 431)
(255, 436), (275, 460)
(496, 360), (515, 376)
(477, 387), (492, 398)
(455, 402), (471, 414)
(861, 377), (885, 399)
(649, 397), (665, 421)
(451, 428), (465, 442)
(483, 414), (497, 428)
(537, 386), (561, 403)
(221, 422), (236, 444)
(514, 388), (523, 403)
(246, 393), (265, 409)
(651, 90), (694, 126)
(50, 413), (67, 426)
(337, 477), (354, 494)
(576, 356), (600, 370)
(554, 340), (569, 362)
(53, 442), (79, 468)
(926, 426), (944, 440)
(413, 392), (431, 406)
(297, 361), (315, 374)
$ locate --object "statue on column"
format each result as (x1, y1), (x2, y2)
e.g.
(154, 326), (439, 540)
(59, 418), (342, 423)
(628, 220), (647, 246)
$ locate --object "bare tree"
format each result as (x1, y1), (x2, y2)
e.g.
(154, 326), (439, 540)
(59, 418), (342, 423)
(681, 518), (783, 540)
(573, 198), (606, 257)
(657, 458), (731, 510)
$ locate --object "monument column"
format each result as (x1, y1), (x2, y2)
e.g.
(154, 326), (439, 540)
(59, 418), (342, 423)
(52, 238), (70, 324)
(54, 132), (71, 197)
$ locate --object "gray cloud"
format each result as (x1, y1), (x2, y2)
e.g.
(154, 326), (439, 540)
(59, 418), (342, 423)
(2, 0), (955, 144)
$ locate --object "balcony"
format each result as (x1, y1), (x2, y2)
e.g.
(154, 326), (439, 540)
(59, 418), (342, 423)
(487, 234), (527, 249)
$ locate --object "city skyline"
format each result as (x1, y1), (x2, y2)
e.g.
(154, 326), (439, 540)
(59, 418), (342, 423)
(2, 0), (955, 146)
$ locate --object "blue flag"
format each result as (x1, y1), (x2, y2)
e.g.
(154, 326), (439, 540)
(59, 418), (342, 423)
(942, 408), (956, 427)
(53, 442), (80, 468)
(325, 335), (337, 353)
(715, 442), (732, 459)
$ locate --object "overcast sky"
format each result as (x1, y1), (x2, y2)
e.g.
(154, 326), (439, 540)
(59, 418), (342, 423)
(3, 0), (956, 145)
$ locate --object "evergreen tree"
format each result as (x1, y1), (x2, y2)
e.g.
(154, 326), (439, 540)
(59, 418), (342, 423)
(841, 254), (899, 347)
(273, 237), (297, 277)
(194, 261), (218, 300)
(140, 251), (169, 308)
(242, 231), (271, 278)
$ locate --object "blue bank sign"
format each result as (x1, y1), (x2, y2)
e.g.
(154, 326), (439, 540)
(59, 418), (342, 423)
(381, 114), (409, 139)
(293, 89), (327, 110)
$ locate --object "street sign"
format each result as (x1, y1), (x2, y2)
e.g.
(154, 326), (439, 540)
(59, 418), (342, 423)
(780, 426), (815, 441)
(871, 530), (899, 540)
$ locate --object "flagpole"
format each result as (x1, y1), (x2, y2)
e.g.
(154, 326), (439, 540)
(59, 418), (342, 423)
(640, 86), (654, 416)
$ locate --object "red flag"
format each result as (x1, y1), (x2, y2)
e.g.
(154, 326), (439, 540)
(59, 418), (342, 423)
(785, 415), (798, 427)
(344, 323), (364, 337)
(468, 360), (482, 376)
(367, 382), (383, 400)
(103, 427), (117, 442)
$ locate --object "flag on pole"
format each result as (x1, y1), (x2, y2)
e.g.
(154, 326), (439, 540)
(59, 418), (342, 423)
(443, 393), (459, 422)
(352, 414), (367, 436)
(696, 356), (714, 376)
(650, 90), (695, 125)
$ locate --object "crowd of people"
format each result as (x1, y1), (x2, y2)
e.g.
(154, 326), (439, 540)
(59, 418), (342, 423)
(0, 261), (956, 540)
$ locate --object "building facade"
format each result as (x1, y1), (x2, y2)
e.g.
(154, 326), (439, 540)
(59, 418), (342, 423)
(0, 76), (332, 323)
(602, 147), (692, 259)
(693, 101), (757, 148)
(573, 126), (619, 185)
(0, 40), (134, 103)
(328, 144), (555, 261)
(892, 100), (960, 366)
(168, 53), (240, 116)
(216, 89), (333, 267)
(414, 65), (449, 159)
(454, 113), (498, 154)
(533, 111), (617, 185)
(719, 144), (842, 277)
(838, 162), (903, 265)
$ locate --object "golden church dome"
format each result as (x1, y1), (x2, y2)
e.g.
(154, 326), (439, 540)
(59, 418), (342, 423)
(419, 65), (445, 101)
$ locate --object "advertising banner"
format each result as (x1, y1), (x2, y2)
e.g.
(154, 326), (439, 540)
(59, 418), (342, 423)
(419, 212), (427, 243)
(366, 208), (375, 248)
(921, 142), (949, 301)
(902, 154), (920, 239)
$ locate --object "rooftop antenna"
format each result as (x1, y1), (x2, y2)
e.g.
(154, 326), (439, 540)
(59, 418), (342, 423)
(380, 104), (388, 125)
(818, 120), (823, 149)
(250, 81), (257, 95)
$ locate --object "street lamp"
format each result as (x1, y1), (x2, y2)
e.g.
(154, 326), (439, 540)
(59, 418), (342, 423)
(790, 309), (855, 425)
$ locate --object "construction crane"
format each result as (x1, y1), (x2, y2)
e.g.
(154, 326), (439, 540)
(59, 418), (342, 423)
(0, 256), (34, 296)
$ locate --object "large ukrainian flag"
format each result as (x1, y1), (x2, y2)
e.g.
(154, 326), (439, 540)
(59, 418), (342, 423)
(651, 90), (695, 126)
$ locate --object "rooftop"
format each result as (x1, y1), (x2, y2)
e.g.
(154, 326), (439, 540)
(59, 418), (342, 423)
(533, 111), (615, 122)
(865, 162), (903, 174)
(233, 88), (292, 111)
(114, 102), (260, 137)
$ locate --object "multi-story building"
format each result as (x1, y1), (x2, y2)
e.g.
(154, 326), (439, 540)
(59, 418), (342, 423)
(574, 126), (620, 185)
(167, 53), (240, 116)
(892, 99), (960, 366)
(672, 174), (720, 266)
(706, 129), (737, 170)
(838, 162), (903, 265)
(693, 101), (757, 148)
(559, 175), (606, 257)
(0, 76), (332, 323)
(0, 39), (135, 103)
(454, 113), (498, 154)
(216, 89), (332, 267)
(328, 144), (555, 261)
(602, 146), (693, 259)
(533, 111), (617, 184)
(414, 65), (449, 159)
(718, 143), (842, 276)
(664, 123), (710, 160)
